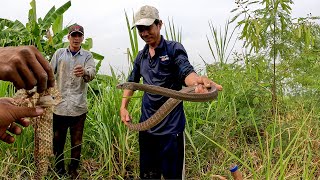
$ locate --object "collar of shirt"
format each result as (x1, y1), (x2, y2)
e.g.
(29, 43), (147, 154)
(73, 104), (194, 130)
(66, 46), (84, 56)
(141, 35), (166, 58)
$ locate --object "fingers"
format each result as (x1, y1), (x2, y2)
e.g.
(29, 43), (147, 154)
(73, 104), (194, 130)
(73, 66), (84, 77)
(16, 46), (54, 92)
(0, 131), (15, 144)
(18, 62), (38, 90)
(33, 47), (55, 90)
(16, 118), (30, 127)
(7, 122), (22, 135)
(0, 97), (15, 104)
(5, 64), (26, 90)
(9, 106), (44, 120)
(0, 46), (55, 92)
(213, 83), (223, 91)
(124, 114), (131, 125)
(0, 97), (36, 144)
(74, 64), (83, 69)
(6, 119), (29, 135)
(0, 125), (15, 144)
(120, 108), (131, 126)
(21, 47), (48, 93)
(195, 84), (208, 93)
(73, 71), (84, 77)
(121, 114), (131, 125)
(197, 76), (212, 87)
(196, 76), (223, 91)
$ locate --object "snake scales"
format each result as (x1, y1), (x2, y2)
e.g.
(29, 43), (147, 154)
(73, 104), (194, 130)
(13, 87), (61, 180)
(117, 82), (218, 131)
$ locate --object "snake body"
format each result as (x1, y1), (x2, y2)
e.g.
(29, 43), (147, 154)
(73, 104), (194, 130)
(117, 82), (218, 131)
(14, 87), (61, 180)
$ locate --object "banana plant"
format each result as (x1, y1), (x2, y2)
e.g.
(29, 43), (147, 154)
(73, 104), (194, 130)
(0, 0), (104, 72)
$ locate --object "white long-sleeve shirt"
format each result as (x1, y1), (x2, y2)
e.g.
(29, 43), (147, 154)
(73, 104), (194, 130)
(50, 47), (96, 116)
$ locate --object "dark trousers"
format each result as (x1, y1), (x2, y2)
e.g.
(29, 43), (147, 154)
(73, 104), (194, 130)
(139, 131), (185, 179)
(53, 113), (86, 173)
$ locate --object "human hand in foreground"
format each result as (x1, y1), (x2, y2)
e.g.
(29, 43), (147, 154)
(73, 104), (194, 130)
(0, 46), (55, 93)
(0, 98), (44, 144)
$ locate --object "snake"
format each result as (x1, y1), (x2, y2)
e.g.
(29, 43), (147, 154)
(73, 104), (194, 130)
(117, 82), (218, 131)
(14, 87), (61, 180)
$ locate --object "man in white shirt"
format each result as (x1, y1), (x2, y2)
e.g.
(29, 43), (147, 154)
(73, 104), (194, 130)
(50, 24), (96, 179)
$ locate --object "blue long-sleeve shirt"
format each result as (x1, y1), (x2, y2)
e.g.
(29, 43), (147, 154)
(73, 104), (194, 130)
(128, 36), (195, 135)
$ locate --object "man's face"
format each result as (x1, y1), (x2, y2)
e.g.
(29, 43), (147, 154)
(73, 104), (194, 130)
(137, 21), (162, 46)
(68, 32), (84, 49)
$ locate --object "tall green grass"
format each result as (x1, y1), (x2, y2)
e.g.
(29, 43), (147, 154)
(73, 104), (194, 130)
(82, 72), (140, 178)
(2, 77), (319, 179)
(0, 81), (15, 97)
(164, 17), (182, 43)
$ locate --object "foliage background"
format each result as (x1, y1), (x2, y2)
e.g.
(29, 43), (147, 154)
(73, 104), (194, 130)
(0, 0), (320, 179)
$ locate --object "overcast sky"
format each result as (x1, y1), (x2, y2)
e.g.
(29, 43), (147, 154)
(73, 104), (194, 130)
(1, 0), (320, 75)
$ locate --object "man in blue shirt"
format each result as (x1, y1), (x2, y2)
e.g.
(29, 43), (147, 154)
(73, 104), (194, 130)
(120, 5), (223, 179)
